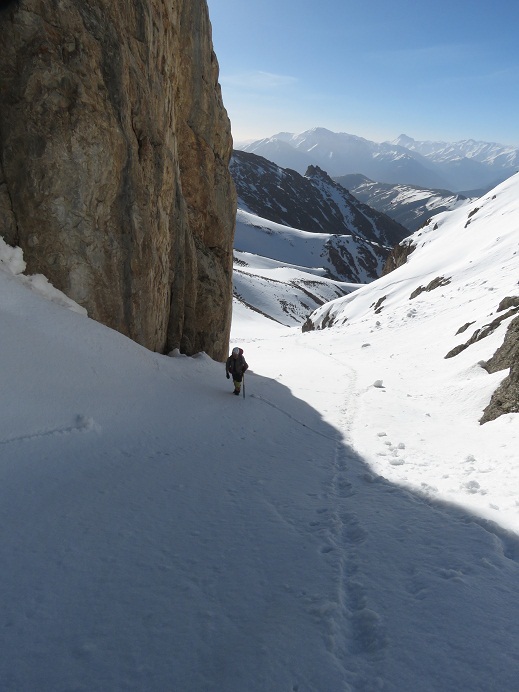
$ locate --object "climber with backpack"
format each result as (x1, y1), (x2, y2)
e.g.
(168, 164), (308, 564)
(226, 346), (248, 395)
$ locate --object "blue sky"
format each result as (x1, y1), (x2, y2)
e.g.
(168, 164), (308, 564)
(207, 0), (519, 146)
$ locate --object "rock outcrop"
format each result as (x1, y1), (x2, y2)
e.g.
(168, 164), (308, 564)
(0, 0), (236, 360)
(480, 304), (519, 423)
(381, 239), (415, 276)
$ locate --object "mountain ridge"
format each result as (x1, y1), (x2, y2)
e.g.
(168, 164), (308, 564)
(238, 127), (518, 192)
(334, 173), (473, 232)
(230, 150), (408, 250)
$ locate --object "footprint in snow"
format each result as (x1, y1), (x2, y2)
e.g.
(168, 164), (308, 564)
(337, 478), (355, 498)
(349, 608), (388, 655)
(341, 513), (368, 545)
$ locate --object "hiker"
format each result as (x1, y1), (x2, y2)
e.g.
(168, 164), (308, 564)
(226, 346), (248, 395)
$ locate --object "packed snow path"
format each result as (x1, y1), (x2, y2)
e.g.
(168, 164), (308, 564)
(1, 272), (519, 690)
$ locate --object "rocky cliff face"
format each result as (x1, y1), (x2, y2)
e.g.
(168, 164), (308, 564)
(0, 0), (236, 360)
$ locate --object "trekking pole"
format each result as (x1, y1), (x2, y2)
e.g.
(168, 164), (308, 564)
(243, 374), (246, 398)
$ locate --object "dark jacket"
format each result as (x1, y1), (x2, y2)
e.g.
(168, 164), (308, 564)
(226, 349), (248, 380)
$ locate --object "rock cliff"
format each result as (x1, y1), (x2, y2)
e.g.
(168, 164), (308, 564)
(0, 0), (236, 360)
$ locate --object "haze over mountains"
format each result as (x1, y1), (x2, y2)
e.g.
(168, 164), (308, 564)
(238, 127), (519, 192)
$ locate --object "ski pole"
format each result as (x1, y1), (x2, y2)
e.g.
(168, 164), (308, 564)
(243, 374), (246, 398)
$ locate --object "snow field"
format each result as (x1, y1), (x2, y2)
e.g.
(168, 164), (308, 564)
(1, 172), (518, 690)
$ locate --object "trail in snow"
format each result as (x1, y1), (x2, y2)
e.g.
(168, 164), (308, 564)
(0, 415), (98, 446)
(250, 393), (336, 441)
(1, 257), (518, 691)
(232, 313), (519, 691)
(238, 327), (390, 688)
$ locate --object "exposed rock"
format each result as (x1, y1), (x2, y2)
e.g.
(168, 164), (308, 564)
(0, 0), (235, 360)
(325, 241), (359, 282)
(464, 206), (480, 228)
(320, 312), (336, 330)
(371, 295), (387, 314)
(301, 316), (315, 333)
(480, 315), (519, 423)
(381, 239), (415, 276)
(456, 321), (476, 335)
(497, 296), (519, 312)
(410, 276), (451, 300)
(445, 305), (519, 359)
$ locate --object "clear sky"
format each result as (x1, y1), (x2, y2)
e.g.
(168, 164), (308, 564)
(207, 0), (519, 146)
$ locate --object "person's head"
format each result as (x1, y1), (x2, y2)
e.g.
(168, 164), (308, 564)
(232, 347), (240, 358)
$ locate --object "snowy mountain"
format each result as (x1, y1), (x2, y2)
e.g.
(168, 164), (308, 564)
(1, 172), (518, 690)
(335, 173), (473, 232)
(393, 133), (519, 192)
(231, 150), (408, 248)
(393, 133), (519, 168)
(238, 127), (518, 191)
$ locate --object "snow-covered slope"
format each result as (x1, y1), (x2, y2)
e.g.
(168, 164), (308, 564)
(230, 150), (408, 325)
(1, 172), (519, 690)
(233, 249), (357, 327)
(305, 173), (519, 528)
(233, 209), (371, 324)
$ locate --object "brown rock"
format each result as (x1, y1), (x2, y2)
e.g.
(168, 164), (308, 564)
(480, 315), (519, 423)
(445, 306), (519, 360)
(410, 276), (451, 300)
(0, 0), (236, 360)
(381, 239), (415, 276)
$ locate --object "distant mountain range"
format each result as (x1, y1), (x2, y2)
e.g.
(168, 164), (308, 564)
(237, 128), (519, 192)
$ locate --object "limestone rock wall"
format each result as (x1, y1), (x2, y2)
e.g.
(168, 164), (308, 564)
(0, 0), (236, 360)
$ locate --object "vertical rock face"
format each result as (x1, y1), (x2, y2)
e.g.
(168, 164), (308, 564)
(0, 0), (236, 360)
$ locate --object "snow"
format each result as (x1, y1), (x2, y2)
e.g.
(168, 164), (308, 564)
(309, 173), (519, 530)
(234, 208), (384, 299)
(235, 209), (339, 268)
(1, 174), (519, 690)
(233, 250), (357, 326)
